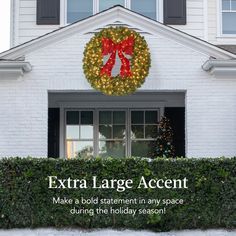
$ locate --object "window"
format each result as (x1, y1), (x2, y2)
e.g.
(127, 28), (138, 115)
(65, 109), (159, 158)
(66, 0), (159, 23)
(99, 111), (126, 157)
(131, 0), (157, 20)
(131, 110), (158, 156)
(99, 0), (125, 12)
(221, 0), (236, 34)
(66, 111), (94, 159)
(67, 0), (93, 23)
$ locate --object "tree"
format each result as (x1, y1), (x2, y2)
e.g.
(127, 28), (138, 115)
(153, 116), (175, 158)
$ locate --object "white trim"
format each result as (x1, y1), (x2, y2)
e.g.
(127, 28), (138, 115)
(94, 0), (98, 15)
(60, 0), (66, 26)
(217, 0), (221, 37)
(158, 0), (164, 23)
(13, 0), (19, 46)
(126, 0), (131, 9)
(10, 0), (14, 48)
(203, 0), (208, 41)
(1, 6), (236, 60)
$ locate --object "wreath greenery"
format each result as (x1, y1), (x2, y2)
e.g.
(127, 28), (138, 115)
(83, 27), (151, 96)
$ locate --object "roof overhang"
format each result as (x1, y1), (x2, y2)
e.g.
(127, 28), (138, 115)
(0, 6), (236, 60)
(202, 59), (236, 78)
(0, 61), (32, 79)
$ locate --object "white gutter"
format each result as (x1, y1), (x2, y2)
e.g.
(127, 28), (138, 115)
(202, 59), (236, 71)
(0, 61), (32, 79)
(0, 61), (32, 72)
(202, 59), (236, 78)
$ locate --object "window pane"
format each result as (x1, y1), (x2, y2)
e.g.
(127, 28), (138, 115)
(145, 125), (158, 139)
(223, 12), (236, 34)
(99, 0), (125, 11)
(222, 0), (230, 10)
(113, 111), (125, 124)
(131, 141), (156, 157)
(67, 0), (93, 23)
(131, 0), (157, 20)
(131, 111), (144, 124)
(99, 111), (112, 124)
(99, 125), (112, 139)
(99, 141), (125, 157)
(67, 111), (79, 125)
(232, 0), (236, 10)
(81, 125), (93, 139)
(145, 111), (158, 124)
(113, 125), (126, 139)
(131, 125), (144, 139)
(67, 141), (93, 159)
(66, 125), (79, 139)
(81, 111), (93, 125)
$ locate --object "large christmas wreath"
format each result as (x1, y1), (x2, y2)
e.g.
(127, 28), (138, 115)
(83, 27), (151, 96)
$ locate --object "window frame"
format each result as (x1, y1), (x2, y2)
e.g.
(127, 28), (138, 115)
(64, 0), (163, 25)
(218, 0), (236, 37)
(64, 108), (160, 158)
(130, 109), (160, 157)
(65, 109), (95, 159)
(98, 109), (128, 157)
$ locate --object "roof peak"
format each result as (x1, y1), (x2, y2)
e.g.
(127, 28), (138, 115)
(0, 6), (235, 60)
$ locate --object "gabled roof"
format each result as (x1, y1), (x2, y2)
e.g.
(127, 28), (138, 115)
(1, 5), (236, 60)
(218, 45), (236, 54)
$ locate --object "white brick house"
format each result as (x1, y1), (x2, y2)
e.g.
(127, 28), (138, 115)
(0, 0), (236, 158)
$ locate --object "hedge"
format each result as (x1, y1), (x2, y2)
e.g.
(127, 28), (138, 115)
(0, 157), (235, 231)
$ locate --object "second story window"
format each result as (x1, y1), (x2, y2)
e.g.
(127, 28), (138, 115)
(66, 0), (159, 24)
(131, 0), (157, 20)
(99, 0), (125, 12)
(67, 0), (93, 23)
(221, 0), (236, 34)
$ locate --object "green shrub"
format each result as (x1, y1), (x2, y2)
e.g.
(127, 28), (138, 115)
(0, 157), (235, 231)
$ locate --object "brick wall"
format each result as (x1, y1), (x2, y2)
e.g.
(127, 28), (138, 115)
(1, 29), (236, 158)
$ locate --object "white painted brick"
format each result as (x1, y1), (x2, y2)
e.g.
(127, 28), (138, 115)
(1, 28), (236, 158)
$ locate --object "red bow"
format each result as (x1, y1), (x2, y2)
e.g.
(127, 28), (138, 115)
(100, 37), (134, 77)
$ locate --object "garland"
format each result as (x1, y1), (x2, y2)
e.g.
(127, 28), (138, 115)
(83, 27), (151, 96)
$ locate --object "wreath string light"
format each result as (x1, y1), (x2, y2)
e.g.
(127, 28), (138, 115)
(83, 27), (151, 96)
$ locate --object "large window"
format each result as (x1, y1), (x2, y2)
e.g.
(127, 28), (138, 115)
(66, 0), (159, 23)
(221, 0), (236, 34)
(65, 109), (159, 158)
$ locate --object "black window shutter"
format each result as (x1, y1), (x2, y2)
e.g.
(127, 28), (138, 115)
(37, 0), (60, 25)
(164, 0), (186, 25)
(48, 108), (60, 158)
(165, 107), (185, 157)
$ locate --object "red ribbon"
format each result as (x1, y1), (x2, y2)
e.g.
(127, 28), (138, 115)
(100, 37), (134, 77)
